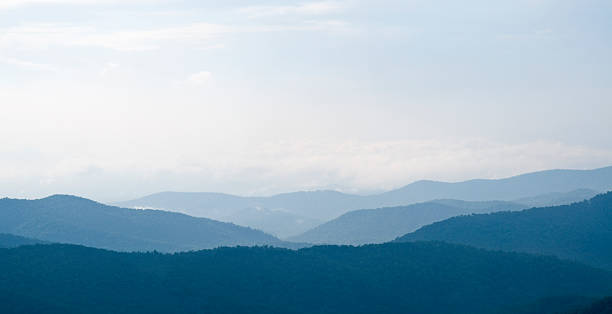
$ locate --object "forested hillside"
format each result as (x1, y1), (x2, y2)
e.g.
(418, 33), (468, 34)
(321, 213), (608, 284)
(572, 296), (612, 314)
(0, 242), (611, 314)
(397, 192), (612, 270)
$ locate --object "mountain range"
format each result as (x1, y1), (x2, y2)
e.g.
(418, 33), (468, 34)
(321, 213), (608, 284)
(288, 200), (525, 245)
(0, 167), (611, 313)
(117, 166), (612, 237)
(288, 190), (603, 245)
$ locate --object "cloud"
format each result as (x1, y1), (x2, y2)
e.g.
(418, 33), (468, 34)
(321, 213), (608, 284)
(85, 23), (232, 51)
(186, 71), (212, 86)
(2, 136), (611, 201)
(99, 62), (119, 76)
(196, 43), (226, 51)
(0, 56), (58, 72)
(239, 2), (345, 18)
(0, 20), (349, 51)
(0, 23), (231, 51)
(207, 138), (612, 193)
(0, 0), (160, 9)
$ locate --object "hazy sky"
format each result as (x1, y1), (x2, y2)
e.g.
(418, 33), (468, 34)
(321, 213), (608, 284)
(1, 0), (611, 202)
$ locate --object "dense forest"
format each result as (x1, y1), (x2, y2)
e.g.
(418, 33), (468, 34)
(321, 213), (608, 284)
(0, 241), (611, 314)
(572, 296), (612, 314)
(397, 192), (612, 270)
(495, 296), (599, 314)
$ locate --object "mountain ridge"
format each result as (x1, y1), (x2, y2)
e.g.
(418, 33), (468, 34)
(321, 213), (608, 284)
(0, 194), (299, 252)
(288, 200), (526, 245)
(1, 241), (611, 314)
(396, 192), (612, 270)
(0, 233), (48, 248)
(116, 166), (612, 236)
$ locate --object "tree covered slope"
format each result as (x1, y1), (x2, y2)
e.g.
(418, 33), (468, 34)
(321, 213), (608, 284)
(572, 296), (612, 314)
(396, 192), (612, 270)
(1, 242), (611, 314)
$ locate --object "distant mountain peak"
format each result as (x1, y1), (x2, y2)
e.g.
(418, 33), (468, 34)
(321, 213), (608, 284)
(43, 194), (94, 201)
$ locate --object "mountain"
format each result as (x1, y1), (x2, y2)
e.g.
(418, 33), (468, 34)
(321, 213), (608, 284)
(376, 167), (612, 205)
(116, 166), (612, 237)
(514, 188), (600, 208)
(429, 199), (527, 210)
(0, 195), (289, 252)
(289, 200), (525, 245)
(379, 167), (612, 202)
(1, 242), (611, 314)
(116, 190), (367, 231)
(0, 233), (47, 248)
(222, 207), (321, 238)
(396, 192), (612, 270)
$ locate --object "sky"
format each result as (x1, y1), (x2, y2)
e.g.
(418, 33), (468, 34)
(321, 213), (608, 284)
(1, 0), (611, 202)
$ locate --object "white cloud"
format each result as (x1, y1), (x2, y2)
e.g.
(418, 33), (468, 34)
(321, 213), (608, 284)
(0, 23), (232, 51)
(239, 1), (345, 18)
(196, 43), (226, 51)
(186, 71), (212, 86)
(1, 132), (611, 201)
(0, 0), (160, 9)
(0, 24), (97, 50)
(0, 21), (348, 51)
(99, 62), (119, 76)
(0, 55), (58, 71)
(82, 23), (231, 51)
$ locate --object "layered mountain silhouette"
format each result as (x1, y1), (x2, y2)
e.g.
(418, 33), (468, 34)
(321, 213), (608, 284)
(222, 207), (321, 238)
(0, 233), (47, 248)
(117, 190), (364, 237)
(288, 200), (525, 245)
(514, 188), (600, 208)
(0, 195), (292, 252)
(396, 192), (612, 270)
(0, 242), (610, 314)
(117, 166), (612, 237)
(1, 168), (611, 313)
(375, 167), (611, 205)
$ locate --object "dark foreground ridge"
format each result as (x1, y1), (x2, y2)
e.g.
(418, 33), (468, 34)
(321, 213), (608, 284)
(572, 296), (612, 314)
(0, 241), (611, 314)
(396, 192), (612, 270)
